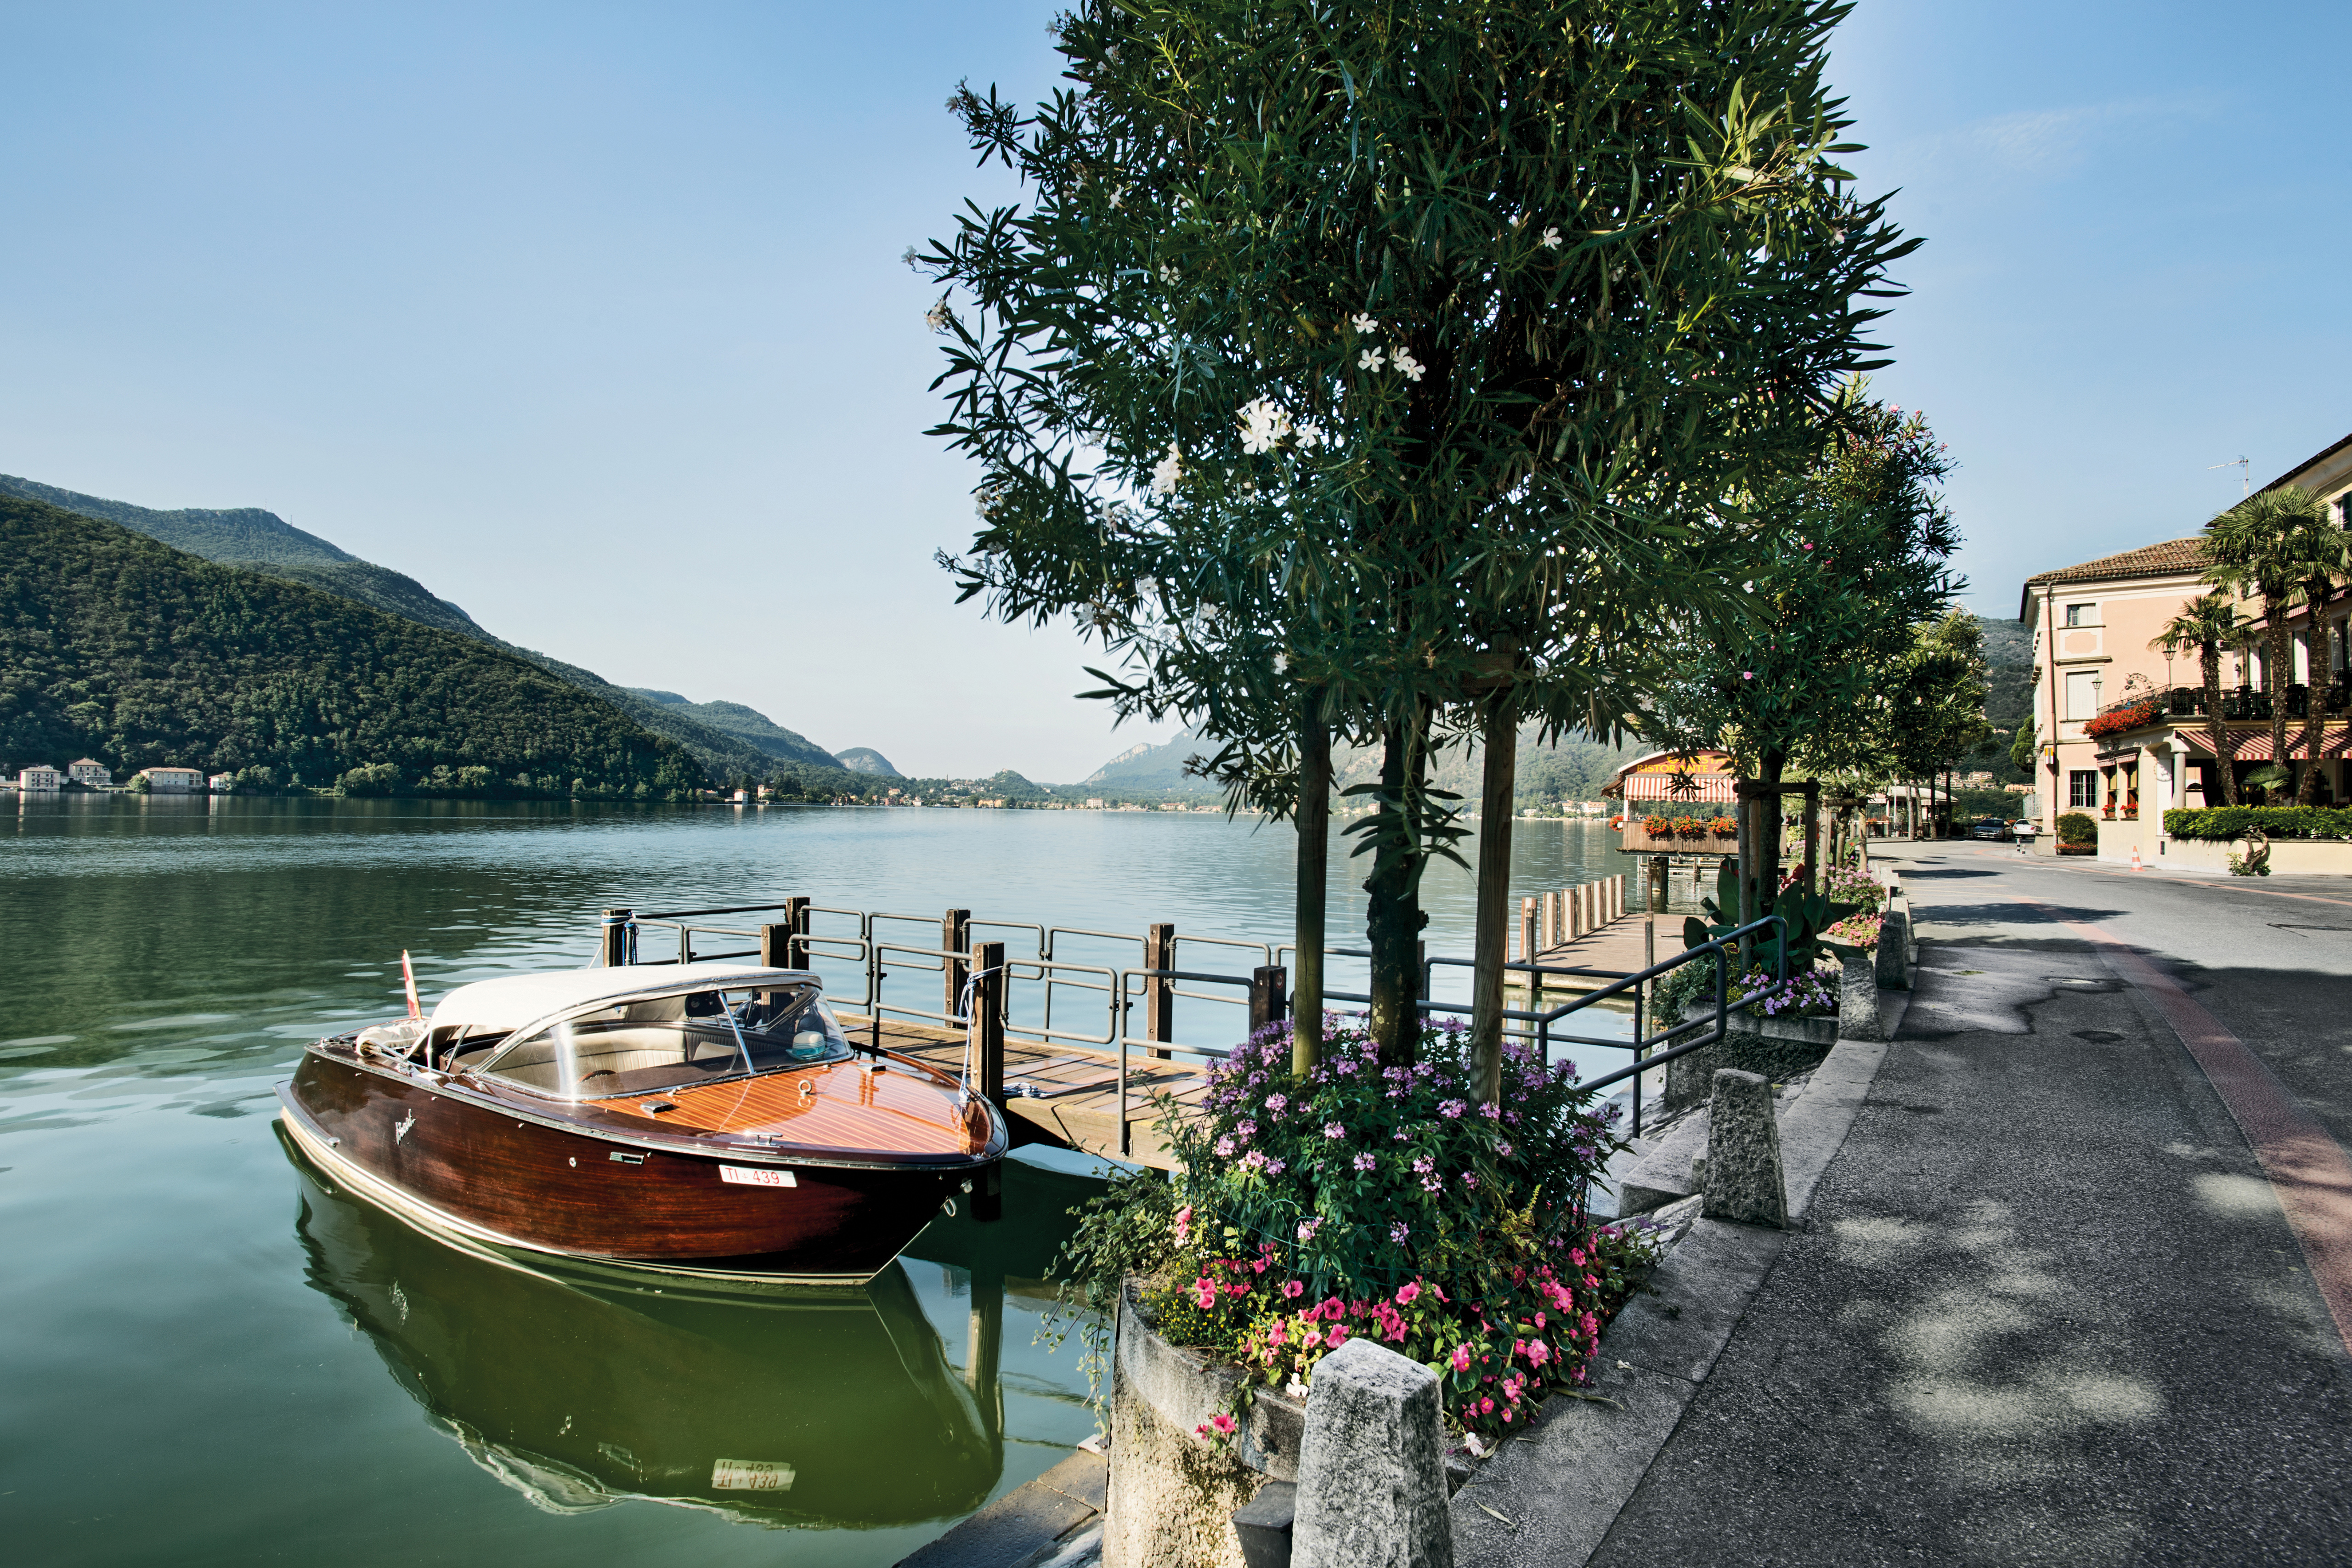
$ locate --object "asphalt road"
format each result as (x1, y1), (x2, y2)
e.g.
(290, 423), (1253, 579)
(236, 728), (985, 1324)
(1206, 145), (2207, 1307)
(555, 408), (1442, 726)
(1584, 843), (2352, 1566)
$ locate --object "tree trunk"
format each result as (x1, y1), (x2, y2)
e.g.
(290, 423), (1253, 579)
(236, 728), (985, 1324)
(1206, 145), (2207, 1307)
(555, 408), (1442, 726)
(1469, 697), (1516, 1106)
(1758, 753), (1787, 895)
(2205, 646), (2235, 805)
(2299, 609), (2330, 804)
(1364, 704), (1429, 1068)
(1292, 690), (1330, 1076)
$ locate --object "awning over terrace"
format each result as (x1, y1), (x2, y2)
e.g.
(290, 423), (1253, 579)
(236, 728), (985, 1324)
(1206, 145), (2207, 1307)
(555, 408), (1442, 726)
(2172, 726), (2352, 761)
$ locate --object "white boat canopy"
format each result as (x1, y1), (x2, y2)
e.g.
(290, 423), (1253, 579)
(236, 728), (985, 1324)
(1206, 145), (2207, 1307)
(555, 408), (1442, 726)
(427, 963), (814, 1039)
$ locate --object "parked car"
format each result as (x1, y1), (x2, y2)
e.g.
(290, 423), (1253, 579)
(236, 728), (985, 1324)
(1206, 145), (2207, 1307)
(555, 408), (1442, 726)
(2010, 820), (2038, 841)
(1968, 817), (2010, 841)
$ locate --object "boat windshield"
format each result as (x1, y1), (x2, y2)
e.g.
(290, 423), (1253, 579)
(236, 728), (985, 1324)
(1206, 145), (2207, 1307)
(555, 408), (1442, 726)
(464, 986), (852, 1100)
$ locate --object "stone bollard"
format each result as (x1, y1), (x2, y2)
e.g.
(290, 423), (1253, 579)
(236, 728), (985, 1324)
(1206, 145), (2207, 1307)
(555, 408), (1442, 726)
(1838, 950), (1885, 1042)
(1701, 1069), (1787, 1228)
(1290, 1338), (1453, 1568)
(1877, 895), (1911, 991)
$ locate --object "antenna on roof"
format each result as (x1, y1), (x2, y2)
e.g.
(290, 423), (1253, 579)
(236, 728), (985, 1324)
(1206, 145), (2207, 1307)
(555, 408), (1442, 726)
(2208, 456), (2250, 499)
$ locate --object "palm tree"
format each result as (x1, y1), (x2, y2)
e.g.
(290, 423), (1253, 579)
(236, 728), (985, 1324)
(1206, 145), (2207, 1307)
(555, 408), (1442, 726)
(2281, 499), (2352, 802)
(2205, 485), (2335, 799)
(2154, 594), (2240, 806)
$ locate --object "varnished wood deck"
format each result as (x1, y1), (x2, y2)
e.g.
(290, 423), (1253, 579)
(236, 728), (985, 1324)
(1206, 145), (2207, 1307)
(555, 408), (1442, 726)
(1513, 911), (1670, 995)
(836, 1013), (1209, 1171)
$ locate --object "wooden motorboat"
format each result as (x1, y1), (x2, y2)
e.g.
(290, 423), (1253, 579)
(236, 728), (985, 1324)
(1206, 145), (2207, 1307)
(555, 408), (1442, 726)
(278, 962), (1007, 1285)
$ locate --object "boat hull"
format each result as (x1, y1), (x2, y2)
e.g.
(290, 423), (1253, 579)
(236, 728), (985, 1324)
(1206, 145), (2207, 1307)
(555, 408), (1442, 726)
(283, 1052), (987, 1285)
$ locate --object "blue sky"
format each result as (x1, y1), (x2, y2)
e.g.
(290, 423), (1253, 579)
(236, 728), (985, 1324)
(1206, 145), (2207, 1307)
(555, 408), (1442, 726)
(2, 2), (2346, 778)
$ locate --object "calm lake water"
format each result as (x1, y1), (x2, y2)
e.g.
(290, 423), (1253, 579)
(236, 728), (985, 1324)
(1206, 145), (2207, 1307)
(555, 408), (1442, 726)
(0, 796), (1648, 1567)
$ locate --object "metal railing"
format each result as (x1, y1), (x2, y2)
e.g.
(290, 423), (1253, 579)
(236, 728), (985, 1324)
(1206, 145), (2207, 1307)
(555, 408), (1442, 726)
(605, 900), (1792, 1151)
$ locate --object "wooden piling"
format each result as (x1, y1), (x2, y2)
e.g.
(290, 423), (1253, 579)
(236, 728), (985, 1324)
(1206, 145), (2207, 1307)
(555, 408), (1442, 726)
(1145, 923), (1176, 1059)
(784, 894), (810, 966)
(944, 909), (972, 1019)
(1250, 965), (1289, 1033)
(973, 939), (1006, 1108)
(1518, 897), (1537, 964)
(600, 908), (633, 968)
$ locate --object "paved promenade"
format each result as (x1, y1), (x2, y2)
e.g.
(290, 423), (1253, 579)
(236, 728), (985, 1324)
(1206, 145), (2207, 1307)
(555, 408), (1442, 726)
(1477, 842), (2352, 1565)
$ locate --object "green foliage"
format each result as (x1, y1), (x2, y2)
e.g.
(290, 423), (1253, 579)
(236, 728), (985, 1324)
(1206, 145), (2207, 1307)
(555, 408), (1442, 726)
(1038, 1167), (1181, 1407)
(1681, 858), (1856, 972)
(2055, 811), (2098, 846)
(2164, 806), (2352, 841)
(2007, 718), (2038, 775)
(0, 495), (709, 798)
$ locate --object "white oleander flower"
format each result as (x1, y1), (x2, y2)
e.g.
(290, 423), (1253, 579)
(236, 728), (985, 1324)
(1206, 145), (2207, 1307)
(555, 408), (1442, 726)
(1159, 263), (1179, 286)
(1541, 226), (1563, 249)
(1351, 312), (1378, 334)
(1358, 347), (1386, 372)
(1391, 346), (1425, 382)
(1151, 443), (1183, 495)
(1238, 396), (1292, 454)
(1295, 420), (1326, 448)
(924, 298), (950, 332)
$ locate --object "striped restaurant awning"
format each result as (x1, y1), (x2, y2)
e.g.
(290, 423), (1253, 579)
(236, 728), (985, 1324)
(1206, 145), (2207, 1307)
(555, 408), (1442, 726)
(1617, 773), (1740, 803)
(2174, 725), (2352, 761)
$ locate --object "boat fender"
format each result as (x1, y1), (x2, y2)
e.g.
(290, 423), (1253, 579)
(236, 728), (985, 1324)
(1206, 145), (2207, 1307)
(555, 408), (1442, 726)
(940, 1197), (958, 1217)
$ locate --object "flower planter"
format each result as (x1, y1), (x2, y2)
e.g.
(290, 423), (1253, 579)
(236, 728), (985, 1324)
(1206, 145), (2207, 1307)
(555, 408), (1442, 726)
(1663, 1000), (1837, 1108)
(1107, 1279), (1303, 1568)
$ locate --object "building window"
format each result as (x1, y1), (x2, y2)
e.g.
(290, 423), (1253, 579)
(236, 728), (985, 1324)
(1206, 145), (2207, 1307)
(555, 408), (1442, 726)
(2065, 669), (2102, 720)
(2064, 603), (2096, 627)
(2069, 771), (2099, 809)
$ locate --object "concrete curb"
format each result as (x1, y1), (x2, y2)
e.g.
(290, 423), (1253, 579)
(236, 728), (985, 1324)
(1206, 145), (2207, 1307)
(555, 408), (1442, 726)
(1449, 1021), (1897, 1567)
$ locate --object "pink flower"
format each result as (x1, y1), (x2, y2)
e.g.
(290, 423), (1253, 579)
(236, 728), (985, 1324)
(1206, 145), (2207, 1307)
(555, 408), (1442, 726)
(1480, 1397), (1495, 1415)
(1280, 1279), (1305, 1300)
(1193, 1277), (1217, 1310)
(1526, 1340), (1551, 1367)
(1741, 670), (1755, 680)
(1327, 1325), (1351, 1347)
(1211, 1412), (1237, 1436)
(1396, 1281), (1421, 1307)
(1450, 1344), (1472, 1373)
(1173, 1206), (1192, 1245)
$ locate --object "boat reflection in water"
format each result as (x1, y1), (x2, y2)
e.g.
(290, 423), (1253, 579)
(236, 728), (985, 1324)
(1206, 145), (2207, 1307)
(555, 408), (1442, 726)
(282, 1124), (1003, 1526)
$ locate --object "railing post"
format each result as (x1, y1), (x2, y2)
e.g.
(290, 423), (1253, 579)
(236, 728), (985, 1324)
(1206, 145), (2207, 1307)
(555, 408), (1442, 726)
(974, 940), (1006, 1110)
(1145, 922), (1176, 1059)
(1519, 895), (1537, 963)
(944, 908), (972, 1020)
(1250, 964), (1289, 1033)
(600, 907), (633, 968)
(758, 918), (792, 1012)
(1417, 940), (1430, 1002)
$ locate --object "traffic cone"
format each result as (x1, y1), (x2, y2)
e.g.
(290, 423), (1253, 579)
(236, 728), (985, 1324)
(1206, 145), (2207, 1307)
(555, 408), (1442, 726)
(2130, 845), (2143, 872)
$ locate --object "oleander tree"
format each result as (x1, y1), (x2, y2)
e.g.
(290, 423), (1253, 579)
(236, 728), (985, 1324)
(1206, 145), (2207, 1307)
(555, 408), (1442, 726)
(918, 0), (1919, 1076)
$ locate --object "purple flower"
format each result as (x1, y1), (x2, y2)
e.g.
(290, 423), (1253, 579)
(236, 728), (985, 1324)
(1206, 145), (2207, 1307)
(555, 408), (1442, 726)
(1323, 1121), (1345, 1139)
(1265, 1157), (1287, 1176)
(1215, 1136), (1236, 1157)
(1439, 1099), (1466, 1120)
(1266, 1093), (1289, 1115)
(1479, 1103), (1501, 1120)
(1353, 1152), (1376, 1172)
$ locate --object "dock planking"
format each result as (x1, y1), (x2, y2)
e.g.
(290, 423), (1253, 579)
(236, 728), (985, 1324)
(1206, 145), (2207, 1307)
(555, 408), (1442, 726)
(835, 1013), (1209, 1171)
(1512, 910), (1666, 995)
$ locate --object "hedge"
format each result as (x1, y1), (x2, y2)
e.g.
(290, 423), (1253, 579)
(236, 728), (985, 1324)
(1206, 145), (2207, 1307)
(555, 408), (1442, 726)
(2162, 806), (2352, 841)
(2055, 811), (2098, 846)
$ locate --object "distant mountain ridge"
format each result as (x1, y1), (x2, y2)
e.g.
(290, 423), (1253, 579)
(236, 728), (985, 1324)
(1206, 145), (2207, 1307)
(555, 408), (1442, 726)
(834, 747), (901, 777)
(1078, 726), (1635, 804)
(0, 473), (847, 782)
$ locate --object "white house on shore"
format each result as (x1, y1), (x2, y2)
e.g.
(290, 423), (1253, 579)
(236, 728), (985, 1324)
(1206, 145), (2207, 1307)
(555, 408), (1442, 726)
(17, 765), (62, 792)
(68, 758), (111, 788)
(138, 767), (206, 793)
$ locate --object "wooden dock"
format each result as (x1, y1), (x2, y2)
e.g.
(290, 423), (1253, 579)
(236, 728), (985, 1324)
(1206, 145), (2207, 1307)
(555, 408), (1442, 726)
(836, 1013), (1208, 1171)
(1516, 911), (1672, 995)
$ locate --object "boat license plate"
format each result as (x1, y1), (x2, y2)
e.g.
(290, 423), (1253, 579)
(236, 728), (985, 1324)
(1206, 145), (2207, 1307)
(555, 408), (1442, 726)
(711, 1458), (795, 1491)
(719, 1165), (796, 1188)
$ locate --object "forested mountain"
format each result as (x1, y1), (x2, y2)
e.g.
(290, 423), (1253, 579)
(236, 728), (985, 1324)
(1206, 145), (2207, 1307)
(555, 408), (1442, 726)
(0, 473), (835, 781)
(0, 494), (705, 798)
(627, 689), (839, 769)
